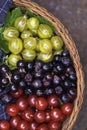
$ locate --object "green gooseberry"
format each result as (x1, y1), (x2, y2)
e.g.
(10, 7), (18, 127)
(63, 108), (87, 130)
(22, 49), (36, 61)
(38, 24), (53, 39)
(24, 37), (37, 50)
(3, 27), (19, 41)
(8, 54), (22, 67)
(39, 39), (52, 53)
(37, 52), (53, 62)
(14, 15), (27, 32)
(8, 38), (23, 54)
(27, 17), (39, 30)
(51, 36), (64, 50)
(21, 30), (33, 39)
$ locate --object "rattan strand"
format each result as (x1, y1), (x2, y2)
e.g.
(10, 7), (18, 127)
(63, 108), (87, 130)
(13, 0), (85, 129)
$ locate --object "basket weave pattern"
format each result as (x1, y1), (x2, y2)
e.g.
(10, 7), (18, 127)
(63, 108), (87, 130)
(13, 0), (85, 129)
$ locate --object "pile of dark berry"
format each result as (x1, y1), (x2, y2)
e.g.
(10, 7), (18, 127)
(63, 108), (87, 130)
(0, 49), (77, 130)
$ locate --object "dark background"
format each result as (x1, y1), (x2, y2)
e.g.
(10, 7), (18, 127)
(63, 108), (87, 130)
(32, 0), (87, 130)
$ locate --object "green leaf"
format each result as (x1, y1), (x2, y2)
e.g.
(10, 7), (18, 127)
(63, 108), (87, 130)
(0, 35), (9, 54)
(5, 7), (23, 27)
(26, 8), (35, 17)
(26, 8), (56, 32)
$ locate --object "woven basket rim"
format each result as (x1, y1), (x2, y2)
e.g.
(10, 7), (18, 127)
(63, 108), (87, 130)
(12, 0), (85, 130)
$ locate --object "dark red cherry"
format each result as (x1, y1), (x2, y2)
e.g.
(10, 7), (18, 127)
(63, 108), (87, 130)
(35, 97), (47, 111)
(29, 121), (38, 130)
(0, 120), (10, 130)
(48, 121), (61, 130)
(21, 108), (34, 122)
(34, 111), (46, 123)
(50, 108), (63, 121)
(61, 103), (73, 116)
(17, 120), (29, 130)
(47, 94), (59, 107)
(6, 103), (18, 116)
(10, 116), (21, 128)
(16, 96), (28, 111)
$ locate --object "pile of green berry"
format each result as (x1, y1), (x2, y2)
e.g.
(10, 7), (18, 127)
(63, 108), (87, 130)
(3, 15), (64, 67)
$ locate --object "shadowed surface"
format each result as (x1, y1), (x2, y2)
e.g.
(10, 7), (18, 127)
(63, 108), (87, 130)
(32, 0), (87, 130)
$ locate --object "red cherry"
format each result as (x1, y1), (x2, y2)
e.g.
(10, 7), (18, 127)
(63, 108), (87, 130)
(6, 103), (19, 116)
(28, 95), (37, 107)
(37, 124), (49, 130)
(48, 121), (61, 130)
(29, 121), (38, 130)
(50, 108), (63, 121)
(16, 97), (28, 111)
(45, 110), (51, 122)
(47, 94), (59, 107)
(10, 115), (21, 128)
(34, 111), (46, 123)
(61, 103), (73, 115)
(22, 108), (34, 122)
(0, 120), (10, 130)
(17, 120), (29, 130)
(36, 97), (47, 110)
(11, 87), (23, 98)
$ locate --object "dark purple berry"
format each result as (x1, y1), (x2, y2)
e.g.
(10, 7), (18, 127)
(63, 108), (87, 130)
(32, 79), (42, 89)
(1, 78), (9, 86)
(61, 57), (72, 67)
(44, 73), (53, 81)
(43, 78), (51, 87)
(53, 55), (61, 63)
(34, 60), (42, 72)
(9, 84), (18, 93)
(67, 88), (77, 102)
(66, 66), (75, 75)
(18, 68), (26, 78)
(26, 61), (34, 72)
(24, 73), (33, 82)
(19, 80), (26, 88)
(55, 86), (63, 95)
(55, 63), (64, 74)
(61, 75), (66, 81)
(11, 73), (21, 83)
(62, 50), (70, 57)
(0, 64), (9, 74)
(53, 75), (61, 86)
(42, 63), (52, 72)
(63, 79), (72, 88)
(69, 73), (77, 81)
(44, 88), (55, 96)
(17, 60), (26, 68)
(34, 70), (43, 78)
(60, 93), (70, 103)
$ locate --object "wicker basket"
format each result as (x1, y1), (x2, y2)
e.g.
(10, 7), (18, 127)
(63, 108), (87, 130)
(12, 0), (85, 130)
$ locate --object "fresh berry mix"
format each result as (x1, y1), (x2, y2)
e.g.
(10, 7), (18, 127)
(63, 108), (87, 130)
(0, 7), (77, 130)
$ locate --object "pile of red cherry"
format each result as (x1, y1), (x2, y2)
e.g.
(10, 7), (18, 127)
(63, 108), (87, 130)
(0, 90), (73, 130)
